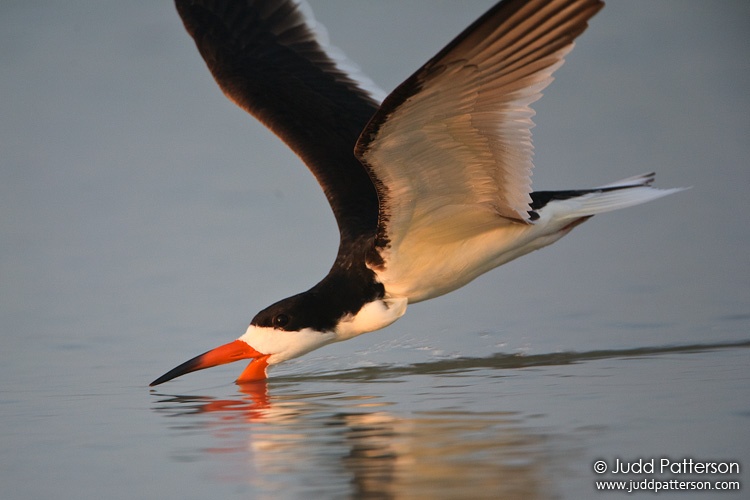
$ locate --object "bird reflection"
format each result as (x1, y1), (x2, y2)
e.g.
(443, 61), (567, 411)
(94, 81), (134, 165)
(150, 340), (750, 495)
(152, 384), (557, 499)
(150, 342), (750, 496)
(152, 381), (271, 420)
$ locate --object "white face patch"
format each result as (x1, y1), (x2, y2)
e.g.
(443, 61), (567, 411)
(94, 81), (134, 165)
(334, 297), (408, 341)
(238, 325), (336, 365)
(236, 298), (407, 365)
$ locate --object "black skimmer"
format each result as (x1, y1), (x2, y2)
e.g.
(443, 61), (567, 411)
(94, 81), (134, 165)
(150, 0), (683, 386)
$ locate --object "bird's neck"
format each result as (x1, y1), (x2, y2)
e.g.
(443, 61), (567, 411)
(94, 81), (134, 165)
(334, 296), (408, 341)
(314, 255), (407, 340)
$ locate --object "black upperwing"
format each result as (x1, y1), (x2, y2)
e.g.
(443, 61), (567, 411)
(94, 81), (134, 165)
(175, 0), (381, 245)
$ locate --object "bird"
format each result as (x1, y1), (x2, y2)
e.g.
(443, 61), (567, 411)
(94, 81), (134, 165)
(150, 0), (683, 387)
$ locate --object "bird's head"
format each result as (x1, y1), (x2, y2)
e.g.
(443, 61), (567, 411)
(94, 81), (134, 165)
(149, 285), (407, 387)
(149, 294), (339, 387)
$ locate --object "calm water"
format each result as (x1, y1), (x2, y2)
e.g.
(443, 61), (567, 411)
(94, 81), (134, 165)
(2, 1), (749, 499)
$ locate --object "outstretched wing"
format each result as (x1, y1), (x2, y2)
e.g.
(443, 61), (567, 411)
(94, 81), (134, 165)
(175, 0), (382, 243)
(355, 0), (604, 254)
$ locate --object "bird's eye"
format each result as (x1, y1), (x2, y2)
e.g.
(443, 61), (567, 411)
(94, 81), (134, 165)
(273, 314), (290, 329)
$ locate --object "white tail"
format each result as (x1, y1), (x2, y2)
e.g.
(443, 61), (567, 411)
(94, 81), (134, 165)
(557, 173), (687, 219)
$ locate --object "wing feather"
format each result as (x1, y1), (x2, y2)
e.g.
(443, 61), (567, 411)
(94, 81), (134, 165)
(356, 0), (604, 255)
(175, 0), (383, 243)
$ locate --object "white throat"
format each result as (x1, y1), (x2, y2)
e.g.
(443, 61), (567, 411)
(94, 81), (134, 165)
(239, 326), (337, 365)
(334, 297), (408, 341)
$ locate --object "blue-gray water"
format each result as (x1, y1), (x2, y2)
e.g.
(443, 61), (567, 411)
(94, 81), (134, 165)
(2, 1), (749, 498)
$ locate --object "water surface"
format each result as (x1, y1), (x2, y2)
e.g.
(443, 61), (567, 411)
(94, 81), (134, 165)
(2, 1), (749, 498)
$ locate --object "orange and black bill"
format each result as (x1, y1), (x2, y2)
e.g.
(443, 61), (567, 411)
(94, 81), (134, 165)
(150, 339), (269, 386)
